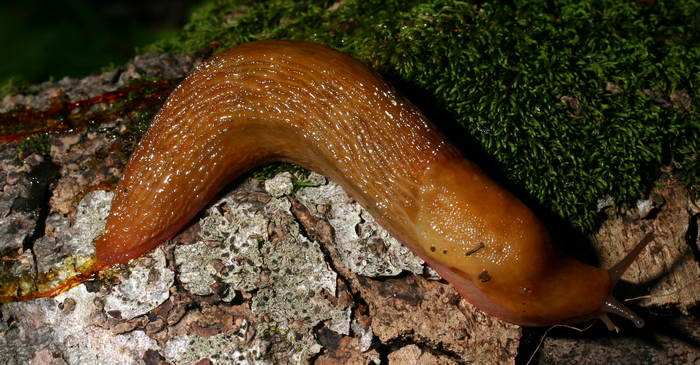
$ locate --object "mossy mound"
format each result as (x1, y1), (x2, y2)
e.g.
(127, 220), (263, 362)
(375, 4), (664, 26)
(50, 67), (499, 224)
(146, 0), (699, 232)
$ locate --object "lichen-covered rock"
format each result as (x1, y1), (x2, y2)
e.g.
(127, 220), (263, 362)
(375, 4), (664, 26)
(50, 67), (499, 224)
(29, 190), (108, 277)
(174, 182), (349, 363)
(71, 190), (113, 255)
(33, 190), (111, 289)
(163, 320), (269, 364)
(263, 171), (294, 198)
(103, 249), (175, 321)
(49, 130), (124, 219)
(175, 196), (269, 295)
(0, 286), (160, 365)
(0, 53), (198, 113)
(0, 213), (35, 253)
(295, 182), (425, 277)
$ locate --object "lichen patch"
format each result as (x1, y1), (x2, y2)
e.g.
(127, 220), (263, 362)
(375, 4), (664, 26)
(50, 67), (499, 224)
(295, 181), (426, 277)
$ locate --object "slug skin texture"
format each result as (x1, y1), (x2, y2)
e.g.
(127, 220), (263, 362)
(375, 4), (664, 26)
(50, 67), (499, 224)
(95, 40), (626, 327)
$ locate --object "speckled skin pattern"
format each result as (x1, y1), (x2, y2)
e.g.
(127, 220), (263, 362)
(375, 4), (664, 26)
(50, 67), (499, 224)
(96, 40), (611, 327)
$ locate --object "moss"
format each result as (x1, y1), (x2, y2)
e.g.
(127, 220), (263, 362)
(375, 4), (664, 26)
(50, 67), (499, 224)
(247, 163), (318, 191)
(142, 0), (700, 232)
(17, 133), (50, 158)
(0, 77), (30, 100)
(249, 162), (308, 180)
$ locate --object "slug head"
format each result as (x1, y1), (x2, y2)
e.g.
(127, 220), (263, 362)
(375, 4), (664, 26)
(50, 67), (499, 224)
(415, 156), (652, 329)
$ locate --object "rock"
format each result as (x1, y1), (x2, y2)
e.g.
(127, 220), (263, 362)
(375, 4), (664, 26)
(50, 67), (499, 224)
(263, 172), (294, 197)
(103, 249), (175, 321)
(596, 175), (700, 311)
(387, 344), (457, 365)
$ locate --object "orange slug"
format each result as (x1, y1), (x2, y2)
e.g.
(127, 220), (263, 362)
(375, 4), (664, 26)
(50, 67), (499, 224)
(78, 40), (652, 329)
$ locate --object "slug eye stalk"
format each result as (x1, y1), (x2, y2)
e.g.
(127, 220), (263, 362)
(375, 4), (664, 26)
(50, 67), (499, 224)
(600, 296), (644, 332)
(599, 233), (655, 332)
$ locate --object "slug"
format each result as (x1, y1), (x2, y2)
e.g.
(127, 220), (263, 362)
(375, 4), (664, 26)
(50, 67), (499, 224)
(42, 40), (658, 329)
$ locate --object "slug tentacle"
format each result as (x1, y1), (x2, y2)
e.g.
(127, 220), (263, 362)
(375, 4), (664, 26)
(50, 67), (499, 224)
(600, 296), (645, 332)
(596, 232), (655, 331)
(608, 233), (655, 285)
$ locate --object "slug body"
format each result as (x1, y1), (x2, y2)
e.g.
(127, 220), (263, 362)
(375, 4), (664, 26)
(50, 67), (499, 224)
(96, 40), (647, 328)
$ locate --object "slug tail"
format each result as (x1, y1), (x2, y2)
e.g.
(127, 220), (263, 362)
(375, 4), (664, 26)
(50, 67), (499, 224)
(0, 263), (102, 303)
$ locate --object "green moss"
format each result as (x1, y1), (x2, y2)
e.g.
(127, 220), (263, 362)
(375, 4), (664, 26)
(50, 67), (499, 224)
(0, 77), (30, 100)
(17, 133), (50, 158)
(247, 162), (321, 192)
(143, 0), (700, 232)
(249, 162), (308, 180)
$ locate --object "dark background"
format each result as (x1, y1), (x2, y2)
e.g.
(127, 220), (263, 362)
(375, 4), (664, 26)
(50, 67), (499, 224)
(0, 0), (202, 86)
